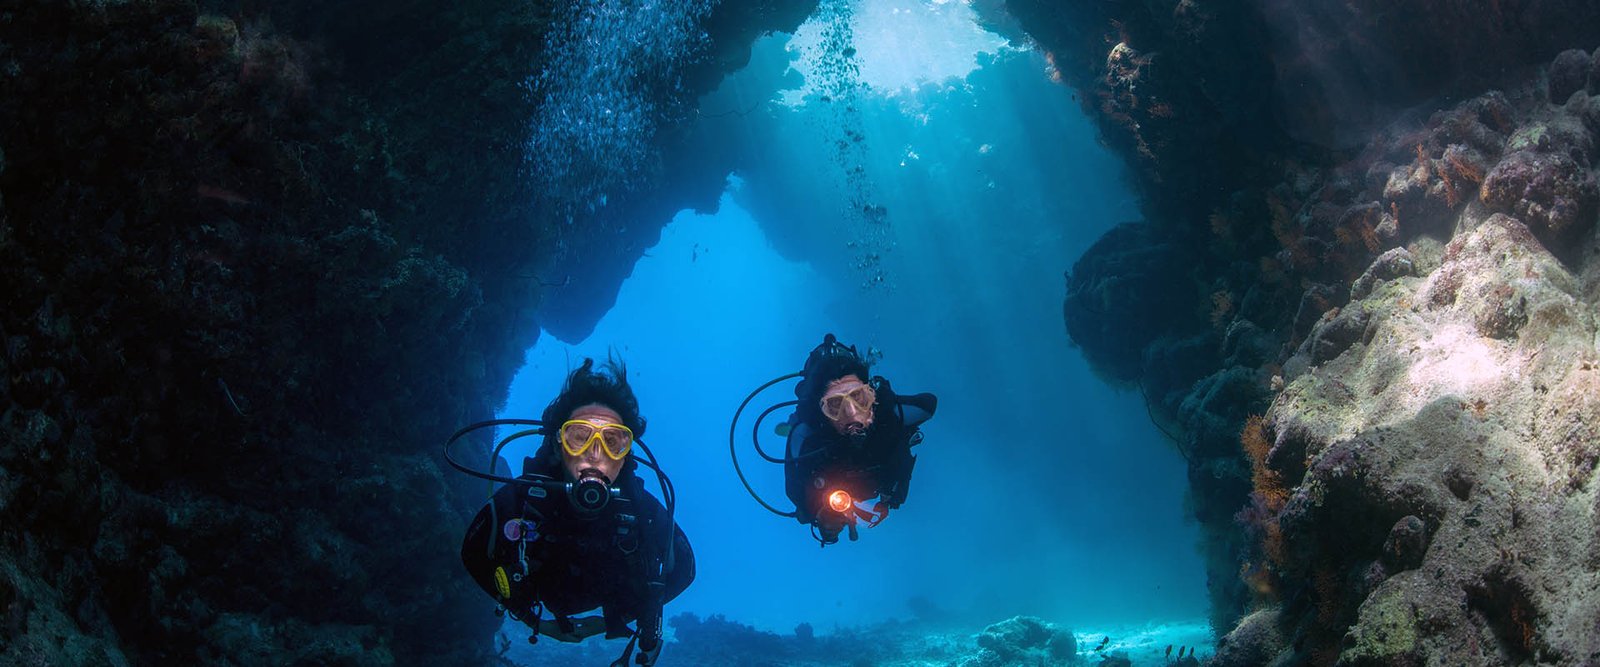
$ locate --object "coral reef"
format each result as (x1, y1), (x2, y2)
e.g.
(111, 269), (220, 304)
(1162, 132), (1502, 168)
(1250, 203), (1599, 664)
(1016, 0), (1600, 661)
(1480, 150), (1598, 263)
(0, 0), (812, 664)
(9, 0), (1600, 663)
(969, 616), (1078, 667)
(510, 612), (1093, 666)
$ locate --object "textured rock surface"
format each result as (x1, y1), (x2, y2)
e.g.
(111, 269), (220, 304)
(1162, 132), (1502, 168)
(1251, 209), (1600, 664)
(1004, 0), (1600, 661)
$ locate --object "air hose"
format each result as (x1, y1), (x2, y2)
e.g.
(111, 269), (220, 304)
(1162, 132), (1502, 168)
(728, 372), (805, 518)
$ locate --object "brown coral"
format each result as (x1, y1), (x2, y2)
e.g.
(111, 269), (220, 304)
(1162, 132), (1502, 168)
(1242, 415), (1286, 510)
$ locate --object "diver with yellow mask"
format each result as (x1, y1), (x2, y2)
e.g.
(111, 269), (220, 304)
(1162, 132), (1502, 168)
(448, 358), (692, 666)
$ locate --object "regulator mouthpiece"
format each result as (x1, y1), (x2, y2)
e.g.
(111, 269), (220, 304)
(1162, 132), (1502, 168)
(570, 477), (614, 515)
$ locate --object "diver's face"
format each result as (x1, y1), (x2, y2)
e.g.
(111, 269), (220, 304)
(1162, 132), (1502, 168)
(822, 375), (875, 436)
(560, 403), (626, 483)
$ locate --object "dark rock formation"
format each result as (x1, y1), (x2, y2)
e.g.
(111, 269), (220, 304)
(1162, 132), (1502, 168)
(1063, 222), (1204, 386)
(1481, 150), (1598, 263)
(0, 0), (811, 664)
(1549, 49), (1593, 105)
(1011, 0), (1600, 662)
(999, 0), (1281, 226)
(531, 1), (819, 343)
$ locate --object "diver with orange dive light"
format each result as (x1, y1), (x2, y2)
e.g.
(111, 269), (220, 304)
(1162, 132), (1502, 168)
(731, 334), (937, 545)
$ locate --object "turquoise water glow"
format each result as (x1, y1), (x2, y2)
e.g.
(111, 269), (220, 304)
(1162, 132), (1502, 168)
(496, 0), (1209, 657)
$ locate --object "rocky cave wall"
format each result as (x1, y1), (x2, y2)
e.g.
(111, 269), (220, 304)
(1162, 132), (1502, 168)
(528, 0), (820, 343)
(999, 1), (1600, 664)
(0, 1), (810, 664)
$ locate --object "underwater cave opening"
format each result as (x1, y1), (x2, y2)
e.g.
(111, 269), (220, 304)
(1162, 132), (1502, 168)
(495, 0), (1215, 662)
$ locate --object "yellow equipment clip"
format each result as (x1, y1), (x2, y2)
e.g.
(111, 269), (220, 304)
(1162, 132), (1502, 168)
(493, 566), (512, 600)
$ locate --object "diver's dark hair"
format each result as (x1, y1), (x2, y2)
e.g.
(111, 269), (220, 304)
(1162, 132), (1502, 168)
(532, 356), (646, 472)
(795, 334), (871, 426)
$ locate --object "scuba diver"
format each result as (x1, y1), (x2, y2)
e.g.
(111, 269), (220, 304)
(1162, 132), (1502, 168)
(731, 333), (937, 545)
(446, 358), (692, 666)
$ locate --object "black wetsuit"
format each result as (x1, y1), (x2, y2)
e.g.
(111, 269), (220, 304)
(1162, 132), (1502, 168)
(784, 377), (937, 526)
(460, 458), (694, 642)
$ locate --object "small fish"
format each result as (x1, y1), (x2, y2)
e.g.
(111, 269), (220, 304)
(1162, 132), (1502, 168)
(1094, 636), (1110, 651)
(1164, 645), (1172, 658)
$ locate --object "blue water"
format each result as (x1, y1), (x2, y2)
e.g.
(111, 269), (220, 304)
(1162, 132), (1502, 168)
(493, 1), (1207, 658)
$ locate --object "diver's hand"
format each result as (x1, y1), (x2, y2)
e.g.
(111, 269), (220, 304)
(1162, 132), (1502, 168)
(539, 616), (606, 643)
(635, 637), (662, 666)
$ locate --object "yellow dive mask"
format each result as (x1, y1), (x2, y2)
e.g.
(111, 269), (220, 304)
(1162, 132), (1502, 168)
(820, 384), (876, 421)
(559, 419), (634, 460)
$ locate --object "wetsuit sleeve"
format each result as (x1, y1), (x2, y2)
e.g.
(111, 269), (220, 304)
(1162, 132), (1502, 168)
(872, 380), (934, 508)
(896, 392), (937, 429)
(872, 377), (936, 429)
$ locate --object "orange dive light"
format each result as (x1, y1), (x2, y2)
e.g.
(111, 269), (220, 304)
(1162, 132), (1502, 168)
(827, 489), (852, 513)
